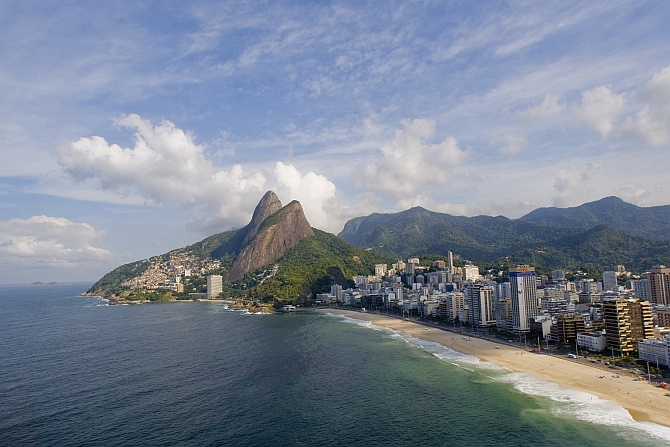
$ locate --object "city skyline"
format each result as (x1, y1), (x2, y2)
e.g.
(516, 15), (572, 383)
(2, 1), (670, 283)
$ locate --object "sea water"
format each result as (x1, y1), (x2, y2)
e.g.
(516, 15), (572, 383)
(2, 283), (669, 447)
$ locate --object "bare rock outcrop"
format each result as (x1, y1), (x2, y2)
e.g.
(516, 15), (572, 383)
(227, 200), (314, 281)
(243, 190), (283, 245)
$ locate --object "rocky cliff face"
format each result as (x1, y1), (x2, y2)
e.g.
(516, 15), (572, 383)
(227, 199), (315, 282)
(243, 190), (283, 245)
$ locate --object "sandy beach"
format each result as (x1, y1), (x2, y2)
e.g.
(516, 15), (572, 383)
(324, 308), (670, 429)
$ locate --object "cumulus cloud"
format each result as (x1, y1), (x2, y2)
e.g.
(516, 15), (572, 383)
(58, 115), (349, 234)
(551, 164), (597, 207)
(618, 182), (649, 206)
(58, 114), (265, 226)
(520, 93), (564, 119)
(361, 119), (469, 198)
(498, 133), (526, 156)
(625, 65), (670, 146)
(273, 162), (337, 231)
(395, 194), (431, 211)
(0, 216), (120, 268)
(576, 86), (625, 138)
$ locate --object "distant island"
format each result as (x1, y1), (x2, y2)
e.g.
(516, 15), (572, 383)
(31, 282), (59, 286)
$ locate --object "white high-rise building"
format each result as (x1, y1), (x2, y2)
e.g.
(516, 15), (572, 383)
(207, 275), (223, 299)
(603, 271), (617, 292)
(465, 284), (496, 327)
(463, 264), (480, 281)
(330, 284), (344, 303)
(510, 266), (538, 332)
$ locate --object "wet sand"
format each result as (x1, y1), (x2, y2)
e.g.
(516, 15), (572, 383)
(324, 308), (670, 429)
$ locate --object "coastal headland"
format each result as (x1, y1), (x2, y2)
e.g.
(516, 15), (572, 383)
(325, 308), (670, 429)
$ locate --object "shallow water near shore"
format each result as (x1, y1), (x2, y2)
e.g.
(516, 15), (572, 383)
(2, 283), (669, 446)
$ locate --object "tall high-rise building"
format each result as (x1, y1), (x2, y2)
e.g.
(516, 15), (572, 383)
(405, 262), (416, 275)
(465, 284), (496, 327)
(207, 275), (223, 299)
(633, 279), (649, 300)
(330, 284), (344, 303)
(603, 299), (654, 354)
(448, 251), (454, 271)
(649, 266), (670, 305)
(602, 271), (617, 292)
(550, 314), (585, 345)
(510, 265), (538, 332)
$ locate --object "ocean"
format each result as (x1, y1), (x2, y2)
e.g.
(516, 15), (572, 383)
(2, 283), (670, 447)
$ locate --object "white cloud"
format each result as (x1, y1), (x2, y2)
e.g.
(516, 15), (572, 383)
(551, 164), (598, 207)
(361, 119), (469, 198)
(273, 162), (337, 232)
(58, 114), (268, 228)
(0, 216), (120, 268)
(520, 93), (564, 119)
(395, 194), (431, 211)
(57, 115), (354, 234)
(576, 86), (625, 138)
(625, 65), (670, 146)
(498, 133), (526, 156)
(618, 182), (649, 206)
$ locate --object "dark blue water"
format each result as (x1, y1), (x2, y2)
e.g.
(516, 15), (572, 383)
(2, 284), (669, 446)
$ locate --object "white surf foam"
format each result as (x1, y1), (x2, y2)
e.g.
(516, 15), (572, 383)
(324, 311), (670, 444)
(500, 372), (670, 444)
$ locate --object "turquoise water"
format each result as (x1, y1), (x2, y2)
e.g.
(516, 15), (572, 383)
(2, 283), (669, 446)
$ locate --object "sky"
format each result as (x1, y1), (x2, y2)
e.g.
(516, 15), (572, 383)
(1, 0), (670, 283)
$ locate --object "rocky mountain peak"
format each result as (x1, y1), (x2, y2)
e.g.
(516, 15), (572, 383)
(227, 196), (315, 281)
(244, 190), (283, 245)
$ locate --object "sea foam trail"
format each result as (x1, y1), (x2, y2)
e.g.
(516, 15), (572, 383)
(324, 311), (670, 445)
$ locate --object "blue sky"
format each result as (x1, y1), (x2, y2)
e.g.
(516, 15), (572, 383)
(1, 0), (670, 283)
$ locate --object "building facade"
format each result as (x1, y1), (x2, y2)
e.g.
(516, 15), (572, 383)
(465, 284), (495, 327)
(510, 266), (539, 332)
(603, 299), (654, 354)
(649, 266), (670, 305)
(206, 275), (223, 299)
(638, 337), (670, 366)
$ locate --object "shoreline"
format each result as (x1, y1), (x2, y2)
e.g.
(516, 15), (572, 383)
(324, 308), (670, 429)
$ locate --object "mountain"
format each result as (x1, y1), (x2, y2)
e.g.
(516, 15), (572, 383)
(519, 196), (670, 240)
(86, 191), (387, 304)
(503, 226), (670, 272)
(228, 200), (314, 281)
(339, 206), (574, 261)
(338, 198), (670, 272)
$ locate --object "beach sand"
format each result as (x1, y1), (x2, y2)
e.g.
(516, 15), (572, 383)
(324, 308), (670, 429)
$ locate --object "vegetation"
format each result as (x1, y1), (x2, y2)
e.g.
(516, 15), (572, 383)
(520, 196), (670, 240)
(88, 259), (149, 296)
(249, 229), (392, 305)
(338, 203), (670, 273)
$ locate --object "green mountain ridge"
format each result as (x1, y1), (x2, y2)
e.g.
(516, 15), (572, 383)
(338, 197), (670, 272)
(519, 196), (670, 240)
(87, 192), (388, 304)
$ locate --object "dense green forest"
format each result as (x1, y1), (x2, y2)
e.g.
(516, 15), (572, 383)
(338, 199), (670, 273)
